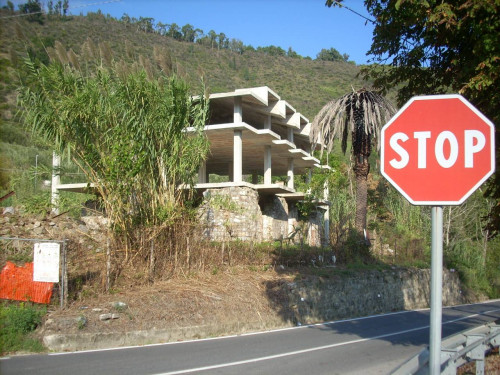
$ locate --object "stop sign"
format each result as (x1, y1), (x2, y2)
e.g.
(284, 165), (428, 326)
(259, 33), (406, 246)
(381, 94), (495, 205)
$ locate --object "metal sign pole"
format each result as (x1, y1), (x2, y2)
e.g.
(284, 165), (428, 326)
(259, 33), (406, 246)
(429, 206), (443, 374)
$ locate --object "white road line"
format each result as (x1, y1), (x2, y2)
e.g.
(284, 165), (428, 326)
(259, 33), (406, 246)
(152, 307), (500, 375)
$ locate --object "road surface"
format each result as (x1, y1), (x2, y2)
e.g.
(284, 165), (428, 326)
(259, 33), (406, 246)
(2, 300), (499, 375)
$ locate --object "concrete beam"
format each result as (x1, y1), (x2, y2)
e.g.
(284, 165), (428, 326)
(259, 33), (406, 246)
(267, 100), (286, 119)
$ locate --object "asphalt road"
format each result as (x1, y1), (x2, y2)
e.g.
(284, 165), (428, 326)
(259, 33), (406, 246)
(2, 300), (500, 375)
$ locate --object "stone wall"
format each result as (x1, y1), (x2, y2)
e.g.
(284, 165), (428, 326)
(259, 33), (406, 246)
(278, 268), (465, 325)
(198, 187), (263, 241)
(198, 187), (325, 246)
(306, 210), (323, 248)
(261, 195), (289, 241)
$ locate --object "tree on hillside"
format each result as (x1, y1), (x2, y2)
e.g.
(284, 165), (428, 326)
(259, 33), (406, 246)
(181, 24), (196, 42)
(62, 0), (68, 16)
(287, 47), (301, 59)
(217, 32), (227, 50)
(54, 0), (61, 16)
(120, 13), (130, 24)
(316, 47), (348, 62)
(310, 89), (395, 238)
(326, 0), (500, 236)
(228, 39), (244, 54)
(19, 0), (43, 24)
(257, 45), (286, 57)
(167, 23), (182, 40)
(5, 1), (14, 12)
(156, 22), (168, 35)
(208, 30), (217, 49)
(137, 17), (155, 33)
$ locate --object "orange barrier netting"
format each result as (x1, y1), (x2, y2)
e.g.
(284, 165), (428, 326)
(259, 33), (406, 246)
(0, 261), (54, 304)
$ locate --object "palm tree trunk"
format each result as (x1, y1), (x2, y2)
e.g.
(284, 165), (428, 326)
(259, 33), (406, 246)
(354, 156), (370, 237)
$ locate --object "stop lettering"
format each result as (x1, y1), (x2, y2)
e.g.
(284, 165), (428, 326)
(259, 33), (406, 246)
(381, 95), (495, 205)
(389, 130), (486, 169)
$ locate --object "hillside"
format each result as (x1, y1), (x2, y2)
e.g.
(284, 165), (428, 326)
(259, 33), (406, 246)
(0, 11), (370, 118)
(0, 10), (375, 199)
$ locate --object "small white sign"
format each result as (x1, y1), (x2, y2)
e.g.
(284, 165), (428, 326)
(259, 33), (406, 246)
(33, 242), (60, 282)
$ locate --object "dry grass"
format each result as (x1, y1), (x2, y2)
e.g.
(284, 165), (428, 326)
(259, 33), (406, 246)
(45, 266), (295, 336)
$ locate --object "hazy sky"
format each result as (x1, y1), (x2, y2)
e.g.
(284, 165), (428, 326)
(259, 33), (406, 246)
(3, 0), (375, 64)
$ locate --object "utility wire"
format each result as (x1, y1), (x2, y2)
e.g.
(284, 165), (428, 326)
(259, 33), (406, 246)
(0, 0), (121, 20)
(329, 0), (376, 24)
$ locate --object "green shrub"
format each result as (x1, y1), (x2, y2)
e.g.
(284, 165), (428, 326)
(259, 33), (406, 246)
(0, 302), (47, 354)
(18, 192), (51, 215)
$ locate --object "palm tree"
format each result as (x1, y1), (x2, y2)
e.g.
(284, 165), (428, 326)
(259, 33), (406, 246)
(311, 89), (396, 238)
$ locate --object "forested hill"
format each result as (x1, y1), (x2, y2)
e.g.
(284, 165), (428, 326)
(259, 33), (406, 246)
(0, 10), (371, 120)
(0, 8), (373, 200)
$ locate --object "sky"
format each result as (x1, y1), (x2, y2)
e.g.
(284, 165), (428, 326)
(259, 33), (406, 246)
(3, 0), (375, 64)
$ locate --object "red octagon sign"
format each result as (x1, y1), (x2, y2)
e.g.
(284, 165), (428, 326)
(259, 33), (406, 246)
(381, 94), (495, 205)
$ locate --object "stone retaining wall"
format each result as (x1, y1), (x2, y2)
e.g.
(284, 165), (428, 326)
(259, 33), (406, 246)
(281, 268), (465, 325)
(42, 268), (467, 352)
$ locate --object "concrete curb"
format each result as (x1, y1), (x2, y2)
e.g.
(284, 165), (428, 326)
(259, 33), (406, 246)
(43, 321), (290, 352)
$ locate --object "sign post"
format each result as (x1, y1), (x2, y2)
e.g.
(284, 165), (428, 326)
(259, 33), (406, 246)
(380, 94), (495, 374)
(429, 206), (443, 374)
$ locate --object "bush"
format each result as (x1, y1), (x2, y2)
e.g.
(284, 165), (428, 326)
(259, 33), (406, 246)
(0, 302), (46, 354)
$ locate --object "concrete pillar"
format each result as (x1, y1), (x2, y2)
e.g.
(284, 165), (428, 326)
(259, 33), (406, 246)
(234, 97), (243, 123)
(287, 158), (294, 190)
(264, 145), (272, 185)
(233, 130), (242, 183)
(198, 160), (207, 183)
(323, 179), (330, 246)
(287, 127), (294, 143)
(324, 206), (330, 246)
(264, 115), (271, 130)
(233, 96), (243, 183)
(51, 151), (60, 215)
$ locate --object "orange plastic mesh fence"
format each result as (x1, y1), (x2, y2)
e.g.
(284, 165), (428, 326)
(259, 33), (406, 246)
(0, 261), (54, 304)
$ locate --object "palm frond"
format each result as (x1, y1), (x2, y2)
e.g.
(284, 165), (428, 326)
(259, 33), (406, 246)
(310, 89), (396, 155)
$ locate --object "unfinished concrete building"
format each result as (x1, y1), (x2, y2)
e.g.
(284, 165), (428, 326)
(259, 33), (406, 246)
(190, 87), (330, 246)
(52, 86), (330, 246)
